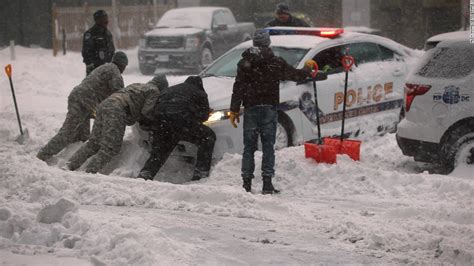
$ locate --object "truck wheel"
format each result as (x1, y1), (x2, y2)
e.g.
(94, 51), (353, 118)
(441, 124), (474, 172)
(139, 63), (155, 75)
(200, 48), (213, 70)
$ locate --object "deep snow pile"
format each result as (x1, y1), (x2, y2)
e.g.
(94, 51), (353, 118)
(0, 47), (473, 265)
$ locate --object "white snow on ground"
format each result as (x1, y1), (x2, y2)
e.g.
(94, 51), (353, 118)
(0, 47), (473, 265)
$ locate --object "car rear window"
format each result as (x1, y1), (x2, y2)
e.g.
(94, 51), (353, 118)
(203, 47), (309, 77)
(416, 45), (474, 78)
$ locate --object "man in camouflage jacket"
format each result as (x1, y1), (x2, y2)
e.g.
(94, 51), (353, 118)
(37, 51), (128, 162)
(67, 75), (169, 173)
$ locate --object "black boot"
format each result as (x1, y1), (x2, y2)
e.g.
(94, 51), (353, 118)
(262, 178), (280, 195)
(242, 178), (252, 192)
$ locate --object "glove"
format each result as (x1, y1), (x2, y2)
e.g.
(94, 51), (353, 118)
(229, 112), (240, 128)
(304, 59), (317, 70)
(90, 110), (97, 119)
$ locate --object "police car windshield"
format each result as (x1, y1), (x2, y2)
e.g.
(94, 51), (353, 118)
(416, 44), (474, 78)
(203, 47), (309, 77)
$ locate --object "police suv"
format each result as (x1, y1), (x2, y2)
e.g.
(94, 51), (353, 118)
(200, 27), (417, 157)
(397, 38), (474, 170)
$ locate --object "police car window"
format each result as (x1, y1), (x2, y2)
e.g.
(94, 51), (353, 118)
(378, 45), (396, 61)
(203, 47), (309, 77)
(347, 42), (381, 64)
(314, 45), (345, 75)
(416, 45), (474, 78)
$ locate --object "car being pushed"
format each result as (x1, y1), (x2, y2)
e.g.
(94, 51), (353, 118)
(397, 38), (474, 171)
(138, 7), (255, 74)
(201, 27), (418, 158)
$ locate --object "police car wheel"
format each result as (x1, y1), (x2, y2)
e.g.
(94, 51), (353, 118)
(441, 124), (474, 172)
(275, 122), (289, 150)
(275, 115), (294, 150)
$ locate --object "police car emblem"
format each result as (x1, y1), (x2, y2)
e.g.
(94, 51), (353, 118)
(433, 85), (470, 104)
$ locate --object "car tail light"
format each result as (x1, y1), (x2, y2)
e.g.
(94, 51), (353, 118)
(405, 83), (431, 112)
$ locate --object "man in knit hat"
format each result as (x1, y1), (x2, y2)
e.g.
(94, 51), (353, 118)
(37, 51), (128, 162)
(137, 76), (215, 182)
(229, 30), (316, 194)
(67, 75), (169, 174)
(265, 3), (310, 27)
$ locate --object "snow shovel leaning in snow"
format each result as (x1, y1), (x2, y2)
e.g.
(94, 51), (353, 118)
(304, 62), (338, 164)
(4, 64), (29, 144)
(323, 56), (361, 161)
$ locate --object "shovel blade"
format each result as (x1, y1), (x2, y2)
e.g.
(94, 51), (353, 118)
(304, 141), (337, 164)
(15, 128), (29, 145)
(324, 137), (361, 161)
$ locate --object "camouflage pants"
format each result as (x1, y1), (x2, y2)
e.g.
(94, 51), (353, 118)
(68, 98), (128, 173)
(37, 99), (90, 160)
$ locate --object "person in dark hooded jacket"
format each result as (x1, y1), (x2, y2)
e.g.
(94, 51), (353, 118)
(137, 76), (216, 181)
(265, 3), (310, 28)
(229, 30), (316, 194)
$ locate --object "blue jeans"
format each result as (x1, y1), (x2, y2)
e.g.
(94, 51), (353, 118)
(241, 105), (277, 180)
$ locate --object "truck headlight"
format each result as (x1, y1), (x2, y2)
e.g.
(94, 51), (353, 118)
(207, 110), (231, 122)
(139, 38), (146, 49)
(185, 37), (200, 50)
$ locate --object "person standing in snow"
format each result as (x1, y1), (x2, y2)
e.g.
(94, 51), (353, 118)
(137, 76), (216, 181)
(67, 75), (169, 174)
(37, 51), (128, 162)
(229, 30), (316, 194)
(82, 10), (115, 76)
(265, 3), (310, 28)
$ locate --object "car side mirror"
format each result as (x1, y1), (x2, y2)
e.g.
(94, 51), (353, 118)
(296, 72), (328, 85)
(215, 24), (228, 31)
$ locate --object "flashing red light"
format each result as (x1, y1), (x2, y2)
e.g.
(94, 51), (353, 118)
(266, 27), (344, 38)
(405, 83), (431, 112)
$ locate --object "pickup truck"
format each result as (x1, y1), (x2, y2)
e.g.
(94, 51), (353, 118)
(138, 7), (255, 74)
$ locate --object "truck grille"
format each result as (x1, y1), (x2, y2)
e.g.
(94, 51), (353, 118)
(147, 36), (184, 49)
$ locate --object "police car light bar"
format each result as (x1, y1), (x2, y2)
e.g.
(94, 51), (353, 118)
(265, 27), (344, 38)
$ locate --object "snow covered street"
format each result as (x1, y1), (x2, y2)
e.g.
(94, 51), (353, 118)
(0, 47), (473, 265)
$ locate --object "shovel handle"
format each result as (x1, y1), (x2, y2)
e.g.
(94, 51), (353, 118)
(5, 64), (12, 78)
(311, 62), (319, 79)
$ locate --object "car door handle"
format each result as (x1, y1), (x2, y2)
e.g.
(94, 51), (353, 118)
(392, 69), (404, 77)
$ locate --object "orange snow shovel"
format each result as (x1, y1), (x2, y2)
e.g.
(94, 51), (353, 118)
(5, 64), (29, 144)
(304, 63), (337, 164)
(323, 56), (361, 161)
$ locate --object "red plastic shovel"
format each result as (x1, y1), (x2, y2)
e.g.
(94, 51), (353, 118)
(324, 56), (361, 161)
(304, 63), (337, 164)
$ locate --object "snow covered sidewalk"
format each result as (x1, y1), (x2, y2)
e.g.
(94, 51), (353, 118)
(0, 47), (473, 265)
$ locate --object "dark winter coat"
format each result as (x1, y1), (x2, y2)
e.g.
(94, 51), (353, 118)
(230, 47), (310, 113)
(82, 24), (115, 68)
(148, 76), (211, 124)
(265, 15), (310, 27)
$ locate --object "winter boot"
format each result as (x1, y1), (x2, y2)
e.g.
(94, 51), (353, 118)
(262, 178), (280, 195)
(242, 178), (252, 192)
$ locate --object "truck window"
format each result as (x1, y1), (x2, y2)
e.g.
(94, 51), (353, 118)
(221, 10), (237, 25)
(212, 10), (227, 28)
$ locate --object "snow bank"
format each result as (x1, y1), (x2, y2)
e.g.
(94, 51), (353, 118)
(0, 47), (473, 265)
